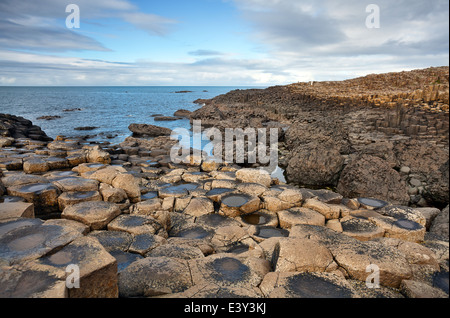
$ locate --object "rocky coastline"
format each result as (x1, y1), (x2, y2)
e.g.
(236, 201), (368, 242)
(192, 67), (449, 209)
(1, 67), (449, 299)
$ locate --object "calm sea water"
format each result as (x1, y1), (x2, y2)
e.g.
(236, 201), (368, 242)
(0, 86), (260, 144)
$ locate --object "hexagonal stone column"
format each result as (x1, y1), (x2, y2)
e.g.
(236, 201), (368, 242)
(62, 201), (121, 231)
(7, 183), (60, 218)
(37, 236), (118, 298)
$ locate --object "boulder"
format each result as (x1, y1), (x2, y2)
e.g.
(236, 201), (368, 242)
(337, 155), (410, 205)
(128, 123), (172, 137)
(286, 141), (344, 187)
(430, 205), (449, 238)
(174, 109), (192, 118)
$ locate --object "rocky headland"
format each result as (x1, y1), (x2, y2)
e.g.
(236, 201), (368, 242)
(192, 67), (449, 209)
(0, 67), (449, 299)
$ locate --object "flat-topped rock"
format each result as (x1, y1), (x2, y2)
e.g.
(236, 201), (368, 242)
(260, 272), (360, 298)
(88, 230), (134, 252)
(277, 207), (326, 229)
(118, 256), (192, 297)
(0, 202), (34, 221)
(236, 168), (272, 187)
(47, 140), (80, 151)
(111, 173), (141, 203)
(1, 174), (48, 188)
(128, 123), (172, 137)
(146, 244), (204, 260)
(107, 214), (165, 236)
(128, 233), (167, 256)
(52, 177), (99, 192)
(183, 197), (215, 217)
(0, 262), (67, 298)
(158, 183), (201, 198)
(188, 254), (270, 288)
(290, 224), (413, 288)
(239, 210), (279, 227)
(72, 163), (106, 174)
(23, 159), (49, 174)
(0, 220), (82, 265)
(195, 213), (242, 229)
(62, 201), (121, 231)
(37, 236), (118, 298)
(7, 183), (60, 217)
(219, 193), (261, 218)
(58, 191), (102, 210)
(340, 217), (385, 241)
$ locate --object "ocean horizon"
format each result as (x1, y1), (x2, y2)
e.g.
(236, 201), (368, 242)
(0, 86), (264, 145)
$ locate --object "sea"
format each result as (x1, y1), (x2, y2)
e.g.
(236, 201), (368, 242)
(0, 86), (263, 144)
(0, 85), (287, 181)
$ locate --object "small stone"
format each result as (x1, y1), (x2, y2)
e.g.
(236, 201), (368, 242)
(273, 238), (335, 273)
(400, 166), (411, 174)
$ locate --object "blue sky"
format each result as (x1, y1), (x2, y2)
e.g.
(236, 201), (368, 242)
(0, 0), (448, 86)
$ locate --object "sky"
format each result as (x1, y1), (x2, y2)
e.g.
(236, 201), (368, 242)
(0, 0), (448, 86)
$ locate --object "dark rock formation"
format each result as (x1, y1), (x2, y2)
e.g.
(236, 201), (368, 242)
(128, 123), (172, 137)
(0, 114), (53, 141)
